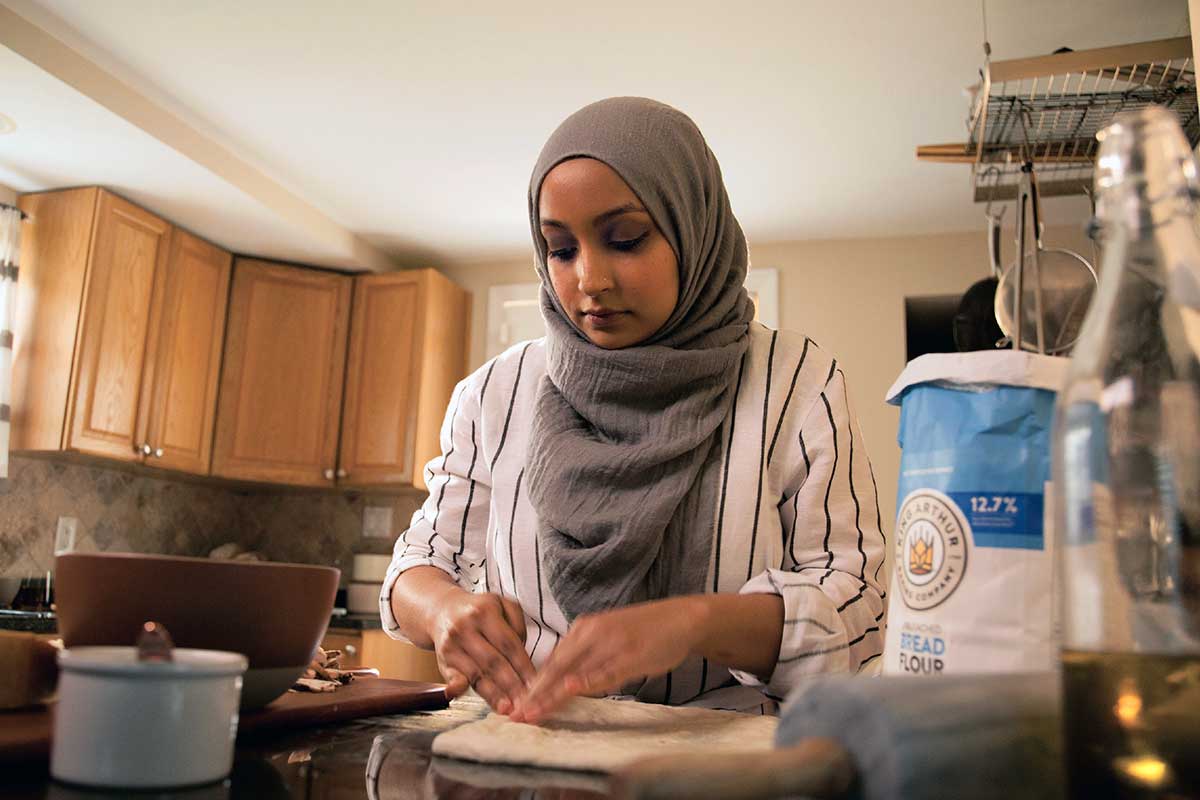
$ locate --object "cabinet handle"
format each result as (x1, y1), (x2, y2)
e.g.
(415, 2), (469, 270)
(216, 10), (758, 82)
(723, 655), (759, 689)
(141, 443), (152, 456)
(337, 468), (347, 479)
(154, 448), (164, 458)
(344, 644), (357, 656)
(323, 469), (335, 481)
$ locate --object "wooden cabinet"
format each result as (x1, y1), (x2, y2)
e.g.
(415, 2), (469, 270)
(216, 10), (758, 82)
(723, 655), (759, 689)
(64, 191), (170, 461)
(140, 230), (232, 473)
(211, 258), (352, 487)
(15, 188), (469, 491)
(13, 188), (231, 473)
(338, 269), (469, 490)
(321, 628), (443, 683)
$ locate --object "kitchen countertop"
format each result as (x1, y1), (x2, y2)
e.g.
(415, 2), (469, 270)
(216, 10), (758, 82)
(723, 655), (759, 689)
(0, 610), (56, 634)
(6, 694), (611, 799)
(0, 610), (382, 635)
(329, 612), (383, 631)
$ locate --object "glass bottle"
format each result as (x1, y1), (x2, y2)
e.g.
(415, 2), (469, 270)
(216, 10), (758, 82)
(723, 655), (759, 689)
(1054, 106), (1200, 799)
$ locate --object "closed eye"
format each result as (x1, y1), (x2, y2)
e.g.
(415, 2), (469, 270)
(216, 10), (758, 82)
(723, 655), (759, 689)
(547, 246), (577, 262)
(610, 232), (648, 252)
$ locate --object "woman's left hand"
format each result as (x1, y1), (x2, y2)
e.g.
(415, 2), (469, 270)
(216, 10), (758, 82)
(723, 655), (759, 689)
(509, 597), (705, 724)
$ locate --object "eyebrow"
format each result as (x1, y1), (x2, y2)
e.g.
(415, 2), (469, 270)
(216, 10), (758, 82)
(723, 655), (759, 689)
(540, 203), (646, 230)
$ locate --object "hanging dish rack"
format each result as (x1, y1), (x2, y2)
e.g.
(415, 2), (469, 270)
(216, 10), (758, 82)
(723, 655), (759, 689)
(917, 36), (1199, 202)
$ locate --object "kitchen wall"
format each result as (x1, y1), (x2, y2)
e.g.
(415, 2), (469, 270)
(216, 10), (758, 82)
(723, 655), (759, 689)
(0, 454), (421, 581)
(442, 220), (1098, 548)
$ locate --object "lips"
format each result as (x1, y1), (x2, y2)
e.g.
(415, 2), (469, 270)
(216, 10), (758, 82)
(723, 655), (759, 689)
(581, 308), (628, 330)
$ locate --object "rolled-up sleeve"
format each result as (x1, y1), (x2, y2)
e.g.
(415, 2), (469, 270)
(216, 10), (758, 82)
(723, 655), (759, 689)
(733, 368), (888, 695)
(380, 370), (493, 640)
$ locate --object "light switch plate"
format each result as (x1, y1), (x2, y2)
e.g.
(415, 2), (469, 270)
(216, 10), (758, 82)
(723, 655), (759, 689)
(362, 506), (394, 539)
(55, 517), (78, 555)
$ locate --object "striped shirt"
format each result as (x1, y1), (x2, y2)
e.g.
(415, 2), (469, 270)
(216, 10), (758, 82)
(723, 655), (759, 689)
(381, 322), (888, 707)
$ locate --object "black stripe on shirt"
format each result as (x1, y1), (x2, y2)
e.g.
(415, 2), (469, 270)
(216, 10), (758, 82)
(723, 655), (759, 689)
(712, 352), (748, 592)
(858, 652), (882, 671)
(839, 372), (867, 582)
(430, 386), (464, 539)
(508, 468), (525, 600)
(479, 357), (498, 404)
(782, 617), (837, 635)
(453, 420), (481, 573)
(867, 458), (887, 584)
(400, 510), (428, 560)
(848, 625), (880, 648)
(824, 358), (838, 387)
(489, 342), (531, 472)
(837, 585), (867, 613)
(529, 618), (544, 661)
(767, 337), (809, 467)
(746, 331), (777, 581)
(818, 392), (839, 585)
(532, 506), (550, 655)
(778, 640), (850, 664)
(788, 429), (812, 568)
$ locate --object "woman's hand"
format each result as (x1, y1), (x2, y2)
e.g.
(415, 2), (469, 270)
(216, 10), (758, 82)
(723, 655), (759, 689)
(429, 588), (537, 715)
(510, 597), (705, 724)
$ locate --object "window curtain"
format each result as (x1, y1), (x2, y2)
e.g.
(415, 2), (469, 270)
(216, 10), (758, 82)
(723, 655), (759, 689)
(0, 204), (22, 479)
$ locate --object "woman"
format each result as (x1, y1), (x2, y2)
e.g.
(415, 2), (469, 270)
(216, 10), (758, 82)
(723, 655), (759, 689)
(383, 97), (886, 723)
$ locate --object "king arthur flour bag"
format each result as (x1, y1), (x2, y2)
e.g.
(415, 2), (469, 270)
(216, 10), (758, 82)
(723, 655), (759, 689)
(882, 351), (1067, 676)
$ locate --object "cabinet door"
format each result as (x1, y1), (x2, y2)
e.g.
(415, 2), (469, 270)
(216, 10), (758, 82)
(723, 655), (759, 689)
(139, 229), (232, 474)
(338, 273), (421, 486)
(65, 191), (169, 461)
(212, 259), (351, 486)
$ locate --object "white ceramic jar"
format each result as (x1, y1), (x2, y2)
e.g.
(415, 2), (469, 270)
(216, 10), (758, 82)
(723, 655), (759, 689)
(51, 646), (247, 789)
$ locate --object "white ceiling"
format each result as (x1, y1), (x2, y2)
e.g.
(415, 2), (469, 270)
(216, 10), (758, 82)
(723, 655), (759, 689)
(0, 0), (1191, 270)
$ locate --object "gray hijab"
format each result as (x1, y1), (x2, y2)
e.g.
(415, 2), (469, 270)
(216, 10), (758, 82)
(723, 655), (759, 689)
(526, 97), (754, 622)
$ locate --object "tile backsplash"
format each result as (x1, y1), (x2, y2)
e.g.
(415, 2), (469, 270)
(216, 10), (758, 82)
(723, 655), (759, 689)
(0, 455), (422, 582)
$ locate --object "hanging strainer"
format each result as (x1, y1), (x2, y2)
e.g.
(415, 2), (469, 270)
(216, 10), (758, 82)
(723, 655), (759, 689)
(994, 165), (1098, 355)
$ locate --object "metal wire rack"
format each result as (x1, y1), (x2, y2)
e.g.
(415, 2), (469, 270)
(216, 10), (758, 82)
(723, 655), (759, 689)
(917, 36), (1199, 202)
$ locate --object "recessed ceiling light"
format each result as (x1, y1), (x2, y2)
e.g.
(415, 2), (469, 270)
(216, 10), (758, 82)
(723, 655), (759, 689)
(0, 114), (15, 135)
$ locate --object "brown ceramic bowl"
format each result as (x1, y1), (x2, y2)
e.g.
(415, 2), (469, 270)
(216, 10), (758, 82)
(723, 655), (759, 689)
(55, 552), (339, 708)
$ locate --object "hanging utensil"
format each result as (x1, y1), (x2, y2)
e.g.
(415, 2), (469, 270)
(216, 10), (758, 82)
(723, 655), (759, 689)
(994, 162), (1098, 355)
(985, 167), (1006, 279)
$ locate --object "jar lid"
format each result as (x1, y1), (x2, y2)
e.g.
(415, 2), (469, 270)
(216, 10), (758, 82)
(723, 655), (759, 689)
(58, 646), (248, 679)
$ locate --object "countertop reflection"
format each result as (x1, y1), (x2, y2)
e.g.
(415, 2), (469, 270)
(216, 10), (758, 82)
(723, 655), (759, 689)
(9, 696), (610, 800)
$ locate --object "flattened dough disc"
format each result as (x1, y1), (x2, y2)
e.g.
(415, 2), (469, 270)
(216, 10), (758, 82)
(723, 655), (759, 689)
(431, 696), (778, 773)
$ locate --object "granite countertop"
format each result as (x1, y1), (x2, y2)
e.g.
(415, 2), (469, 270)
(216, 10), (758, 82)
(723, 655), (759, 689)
(0, 610), (57, 634)
(0, 610), (382, 635)
(7, 694), (612, 799)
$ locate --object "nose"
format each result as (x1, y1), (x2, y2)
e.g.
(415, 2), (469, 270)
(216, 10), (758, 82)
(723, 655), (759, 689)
(576, 247), (614, 297)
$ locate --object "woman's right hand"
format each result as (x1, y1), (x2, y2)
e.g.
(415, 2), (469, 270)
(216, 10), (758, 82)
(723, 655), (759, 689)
(429, 588), (537, 714)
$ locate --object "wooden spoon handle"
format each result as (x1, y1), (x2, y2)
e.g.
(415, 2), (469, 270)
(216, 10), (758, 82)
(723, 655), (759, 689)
(610, 737), (857, 800)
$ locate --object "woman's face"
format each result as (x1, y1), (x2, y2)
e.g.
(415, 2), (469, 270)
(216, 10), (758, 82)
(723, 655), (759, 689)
(538, 158), (679, 349)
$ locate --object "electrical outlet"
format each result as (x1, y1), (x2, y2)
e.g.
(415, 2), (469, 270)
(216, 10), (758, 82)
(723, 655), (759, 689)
(55, 517), (78, 555)
(362, 506), (394, 539)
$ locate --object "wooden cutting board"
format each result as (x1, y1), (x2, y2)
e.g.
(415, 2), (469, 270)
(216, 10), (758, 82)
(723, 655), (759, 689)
(0, 678), (448, 764)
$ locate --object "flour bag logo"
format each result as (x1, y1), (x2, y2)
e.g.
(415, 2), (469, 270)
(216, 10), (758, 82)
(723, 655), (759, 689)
(895, 489), (969, 611)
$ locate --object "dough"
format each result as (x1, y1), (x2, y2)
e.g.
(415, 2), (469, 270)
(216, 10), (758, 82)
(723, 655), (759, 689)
(431, 696), (778, 773)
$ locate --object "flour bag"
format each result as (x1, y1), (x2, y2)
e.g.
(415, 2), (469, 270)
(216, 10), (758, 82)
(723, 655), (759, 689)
(883, 351), (1067, 675)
